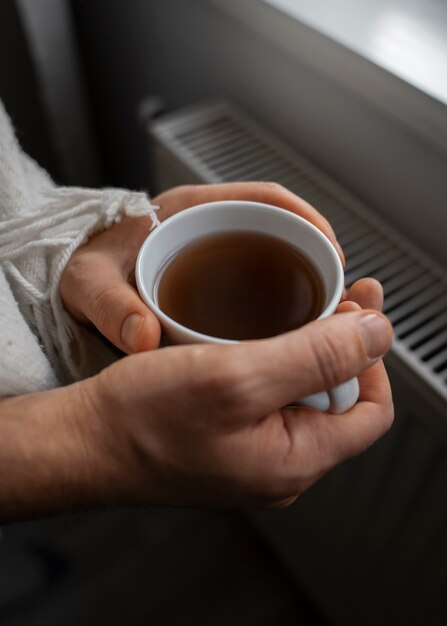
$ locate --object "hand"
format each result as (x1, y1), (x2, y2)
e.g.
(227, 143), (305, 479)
(0, 279), (392, 520)
(80, 281), (393, 509)
(60, 182), (344, 354)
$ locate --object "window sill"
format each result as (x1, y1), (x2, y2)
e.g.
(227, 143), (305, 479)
(211, 0), (447, 156)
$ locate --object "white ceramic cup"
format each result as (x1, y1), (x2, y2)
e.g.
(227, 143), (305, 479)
(136, 201), (359, 414)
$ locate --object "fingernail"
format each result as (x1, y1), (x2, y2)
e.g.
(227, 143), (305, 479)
(121, 313), (144, 352)
(359, 313), (391, 359)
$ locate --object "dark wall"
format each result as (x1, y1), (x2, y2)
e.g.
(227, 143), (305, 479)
(0, 0), (58, 179)
(71, 0), (156, 189)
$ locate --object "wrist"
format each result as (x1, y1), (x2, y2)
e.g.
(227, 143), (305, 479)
(71, 375), (138, 507)
(0, 379), (126, 521)
(82, 368), (152, 506)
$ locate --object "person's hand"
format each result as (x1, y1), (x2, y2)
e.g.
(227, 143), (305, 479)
(60, 182), (344, 354)
(79, 279), (393, 509)
(0, 279), (392, 521)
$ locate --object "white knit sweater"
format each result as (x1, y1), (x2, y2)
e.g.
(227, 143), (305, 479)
(0, 101), (158, 397)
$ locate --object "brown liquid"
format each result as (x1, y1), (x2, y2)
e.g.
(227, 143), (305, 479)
(157, 231), (324, 340)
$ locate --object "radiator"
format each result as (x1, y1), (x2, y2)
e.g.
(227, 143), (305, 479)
(146, 100), (447, 626)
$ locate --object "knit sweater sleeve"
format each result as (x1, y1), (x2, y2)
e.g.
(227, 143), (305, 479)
(0, 101), (159, 390)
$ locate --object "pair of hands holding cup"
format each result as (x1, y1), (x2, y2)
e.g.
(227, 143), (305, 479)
(61, 182), (393, 509)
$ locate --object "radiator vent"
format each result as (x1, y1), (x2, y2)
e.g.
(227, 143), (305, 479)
(149, 100), (447, 409)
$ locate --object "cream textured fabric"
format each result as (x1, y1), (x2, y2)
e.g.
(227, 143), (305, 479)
(0, 100), (159, 397)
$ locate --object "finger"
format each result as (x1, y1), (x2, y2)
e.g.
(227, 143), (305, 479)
(225, 309), (393, 419)
(244, 359), (393, 501)
(63, 254), (161, 353)
(261, 495), (300, 510)
(249, 361), (393, 498)
(357, 359), (392, 405)
(223, 182), (345, 265)
(337, 301), (361, 313)
(277, 355), (393, 480)
(346, 278), (384, 311)
(281, 391), (394, 485)
(157, 183), (345, 265)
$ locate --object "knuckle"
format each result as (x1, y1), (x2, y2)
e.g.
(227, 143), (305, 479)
(260, 181), (286, 195)
(60, 253), (93, 314)
(188, 345), (219, 388)
(62, 252), (89, 284)
(159, 185), (195, 208)
(308, 329), (350, 388)
(91, 285), (121, 328)
(197, 347), (253, 414)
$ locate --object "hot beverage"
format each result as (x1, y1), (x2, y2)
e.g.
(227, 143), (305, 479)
(156, 231), (324, 341)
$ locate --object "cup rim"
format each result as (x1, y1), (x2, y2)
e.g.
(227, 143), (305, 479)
(136, 200), (344, 344)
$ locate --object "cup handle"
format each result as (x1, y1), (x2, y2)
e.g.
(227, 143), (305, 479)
(294, 377), (360, 414)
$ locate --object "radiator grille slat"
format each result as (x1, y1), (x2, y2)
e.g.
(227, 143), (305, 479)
(200, 136), (266, 166)
(382, 265), (424, 296)
(347, 241), (393, 271)
(384, 274), (437, 313)
(391, 284), (445, 323)
(397, 300), (447, 341)
(342, 231), (381, 255)
(182, 128), (241, 154)
(417, 329), (447, 360)
(325, 212), (357, 232)
(150, 100), (447, 406)
(345, 249), (402, 286)
(175, 116), (232, 142)
(368, 254), (413, 284)
(429, 348), (447, 373)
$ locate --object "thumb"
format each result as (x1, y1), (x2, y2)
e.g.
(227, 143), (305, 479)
(235, 310), (393, 416)
(63, 259), (161, 354)
(91, 282), (161, 354)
